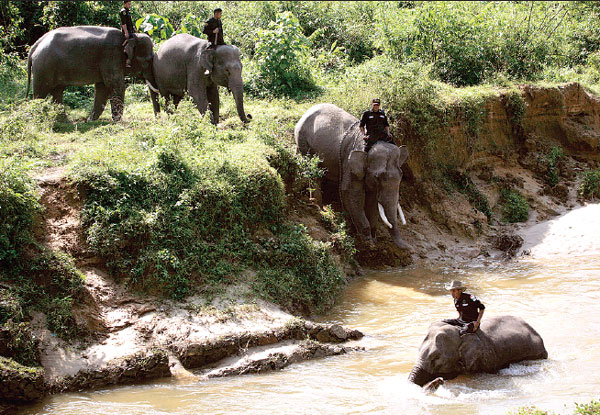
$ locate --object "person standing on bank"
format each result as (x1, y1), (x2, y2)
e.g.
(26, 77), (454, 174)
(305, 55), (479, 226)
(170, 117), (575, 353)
(202, 8), (225, 75)
(443, 280), (485, 336)
(359, 98), (395, 152)
(120, 1), (136, 68)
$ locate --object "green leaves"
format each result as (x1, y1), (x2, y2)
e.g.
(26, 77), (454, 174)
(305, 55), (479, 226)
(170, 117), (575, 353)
(178, 14), (204, 38)
(248, 11), (317, 98)
(136, 13), (174, 41)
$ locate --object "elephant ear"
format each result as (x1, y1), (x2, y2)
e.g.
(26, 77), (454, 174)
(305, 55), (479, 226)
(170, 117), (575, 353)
(396, 145), (409, 167)
(348, 150), (367, 180)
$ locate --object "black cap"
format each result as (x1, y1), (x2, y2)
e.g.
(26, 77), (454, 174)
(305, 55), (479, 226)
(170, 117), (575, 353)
(372, 98), (381, 104)
(214, 8), (222, 13)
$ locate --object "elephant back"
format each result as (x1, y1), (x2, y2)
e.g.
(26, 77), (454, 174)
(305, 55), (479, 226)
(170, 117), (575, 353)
(295, 103), (359, 182)
(473, 315), (548, 369)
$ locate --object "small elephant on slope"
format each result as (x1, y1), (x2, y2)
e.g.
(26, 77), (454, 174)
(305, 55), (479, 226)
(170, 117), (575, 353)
(26, 26), (157, 122)
(295, 103), (411, 251)
(150, 33), (251, 124)
(409, 315), (548, 387)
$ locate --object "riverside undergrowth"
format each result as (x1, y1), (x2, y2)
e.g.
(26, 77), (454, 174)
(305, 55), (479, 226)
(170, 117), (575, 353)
(53, 98), (344, 313)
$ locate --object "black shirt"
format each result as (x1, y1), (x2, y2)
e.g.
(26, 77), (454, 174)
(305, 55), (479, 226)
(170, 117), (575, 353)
(359, 110), (389, 139)
(120, 7), (135, 35)
(454, 292), (485, 322)
(203, 17), (224, 45)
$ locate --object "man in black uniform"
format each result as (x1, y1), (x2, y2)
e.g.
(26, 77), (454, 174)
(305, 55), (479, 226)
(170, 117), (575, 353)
(202, 8), (225, 76)
(203, 8), (225, 48)
(120, 1), (136, 68)
(359, 98), (394, 152)
(443, 280), (485, 336)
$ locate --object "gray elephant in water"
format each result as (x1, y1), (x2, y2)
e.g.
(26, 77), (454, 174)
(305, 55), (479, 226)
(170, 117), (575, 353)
(295, 103), (411, 251)
(150, 34), (251, 124)
(408, 315), (548, 387)
(26, 26), (156, 121)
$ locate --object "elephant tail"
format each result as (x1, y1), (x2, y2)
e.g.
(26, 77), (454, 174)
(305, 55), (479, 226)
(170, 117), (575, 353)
(25, 49), (32, 99)
(25, 40), (39, 99)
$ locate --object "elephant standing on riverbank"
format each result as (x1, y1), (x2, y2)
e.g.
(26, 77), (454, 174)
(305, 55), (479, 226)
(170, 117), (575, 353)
(408, 315), (548, 387)
(150, 34), (250, 124)
(295, 103), (411, 251)
(26, 26), (157, 122)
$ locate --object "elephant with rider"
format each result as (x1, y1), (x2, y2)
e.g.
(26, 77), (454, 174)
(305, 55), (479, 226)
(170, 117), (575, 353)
(408, 315), (548, 387)
(295, 103), (411, 252)
(27, 26), (157, 122)
(150, 33), (251, 124)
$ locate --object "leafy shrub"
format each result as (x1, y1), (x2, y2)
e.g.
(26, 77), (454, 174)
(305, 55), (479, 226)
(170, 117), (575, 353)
(63, 86), (95, 109)
(61, 100), (345, 312)
(246, 11), (318, 98)
(578, 169), (600, 200)
(0, 158), (40, 265)
(136, 13), (175, 42)
(442, 166), (492, 220)
(545, 146), (565, 187)
(320, 206), (356, 260)
(500, 188), (529, 223)
(575, 399), (600, 415)
(253, 224), (343, 313)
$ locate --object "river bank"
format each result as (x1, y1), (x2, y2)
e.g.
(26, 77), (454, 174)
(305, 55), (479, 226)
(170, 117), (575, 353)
(1, 81), (600, 411)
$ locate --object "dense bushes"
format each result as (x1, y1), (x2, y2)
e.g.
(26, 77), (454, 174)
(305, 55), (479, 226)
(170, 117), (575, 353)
(66, 101), (342, 312)
(246, 11), (318, 98)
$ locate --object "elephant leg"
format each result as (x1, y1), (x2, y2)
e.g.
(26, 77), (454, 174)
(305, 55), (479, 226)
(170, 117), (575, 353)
(89, 82), (111, 121)
(172, 94), (183, 109)
(109, 85), (125, 122)
(150, 89), (160, 116)
(365, 190), (379, 239)
(207, 84), (219, 124)
(342, 186), (373, 246)
(164, 94), (172, 115)
(50, 87), (64, 104)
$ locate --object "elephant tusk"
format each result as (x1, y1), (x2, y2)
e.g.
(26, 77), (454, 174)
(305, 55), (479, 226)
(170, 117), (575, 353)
(398, 202), (406, 225)
(146, 80), (159, 94)
(378, 203), (393, 229)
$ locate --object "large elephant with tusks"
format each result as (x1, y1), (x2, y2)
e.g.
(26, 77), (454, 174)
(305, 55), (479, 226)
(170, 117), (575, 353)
(409, 315), (548, 387)
(295, 103), (411, 251)
(26, 26), (157, 121)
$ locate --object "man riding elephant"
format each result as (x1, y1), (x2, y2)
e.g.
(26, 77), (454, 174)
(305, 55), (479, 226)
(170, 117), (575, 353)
(443, 280), (485, 336)
(359, 98), (395, 152)
(120, 0), (136, 68)
(295, 103), (411, 252)
(202, 8), (225, 76)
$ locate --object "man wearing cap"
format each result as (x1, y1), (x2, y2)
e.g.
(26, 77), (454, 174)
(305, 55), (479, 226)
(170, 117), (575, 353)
(443, 280), (485, 336)
(359, 99), (395, 152)
(120, 1), (136, 68)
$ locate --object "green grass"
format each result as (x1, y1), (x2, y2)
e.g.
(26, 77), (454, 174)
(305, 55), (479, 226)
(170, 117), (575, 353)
(510, 399), (600, 415)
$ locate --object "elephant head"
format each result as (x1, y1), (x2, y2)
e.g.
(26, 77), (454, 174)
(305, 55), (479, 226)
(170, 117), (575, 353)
(127, 33), (158, 93)
(408, 322), (464, 386)
(344, 142), (410, 251)
(210, 45), (251, 123)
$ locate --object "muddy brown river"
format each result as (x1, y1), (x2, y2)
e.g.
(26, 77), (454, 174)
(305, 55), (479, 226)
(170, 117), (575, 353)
(21, 205), (600, 414)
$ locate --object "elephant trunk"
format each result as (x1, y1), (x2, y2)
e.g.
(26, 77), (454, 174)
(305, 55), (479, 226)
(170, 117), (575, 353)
(381, 200), (411, 251)
(408, 363), (436, 387)
(231, 83), (251, 123)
